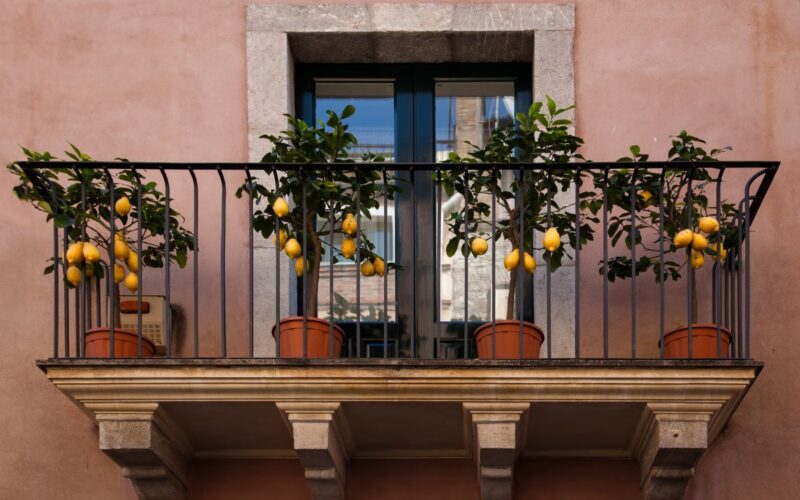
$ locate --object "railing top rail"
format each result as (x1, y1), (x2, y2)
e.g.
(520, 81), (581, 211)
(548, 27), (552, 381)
(18, 160), (781, 171)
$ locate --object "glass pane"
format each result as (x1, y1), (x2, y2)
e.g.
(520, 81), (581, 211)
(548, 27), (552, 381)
(435, 81), (515, 322)
(314, 81), (396, 322)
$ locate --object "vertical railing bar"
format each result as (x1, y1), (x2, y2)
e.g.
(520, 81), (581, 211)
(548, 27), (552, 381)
(161, 168), (173, 358)
(215, 168), (225, 358)
(189, 169), (199, 358)
(246, 169), (255, 358)
(355, 168), (361, 358)
(546, 170), (552, 359)
(95, 259), (102, 328)
(517, 167), (524, 359)
(382, 167), (388, 358)
(301, 167), (308, 359)
(686, 172), (693, 359)
(77, 168), (86, 357)
(51, 180), (59, 358)
(104, 167), (114, 358)
(410, 167), (416, 358)
(630, 168), (637, 359)
(329, 166), (335, 359)
(435, 168), (442, 359)
(575, 167), (581, 359)
(715, 169), (725, 358)
(602, 170), (609, 358)
(134, 168), (143, 357)
(464, 165), (470, 358)
(736, 203), (743, 359)
(273, 168), (281, 358)
(744, 193), (752, 359)
(491, 168), (497, 359)
(658, 171), (666, 358)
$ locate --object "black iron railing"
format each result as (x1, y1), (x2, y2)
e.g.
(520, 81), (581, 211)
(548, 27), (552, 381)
(19, 161), (778, 361)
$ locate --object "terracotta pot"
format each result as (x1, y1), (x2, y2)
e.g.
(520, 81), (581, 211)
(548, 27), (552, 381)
(475, 320), (544, 359)
(662, 323), (732, 359)
(84, 328), (156, 358)
(272, 316), (344, 358)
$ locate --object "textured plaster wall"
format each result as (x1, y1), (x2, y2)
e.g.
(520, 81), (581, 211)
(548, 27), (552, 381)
(1, 1), (799, 499)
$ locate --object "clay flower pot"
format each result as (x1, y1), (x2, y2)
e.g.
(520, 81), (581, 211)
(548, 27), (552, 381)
(84, 327), (156, 358)
(475, 320), (544, 359)
(272, 316), (344, 358)
(662, 323), (731, 359)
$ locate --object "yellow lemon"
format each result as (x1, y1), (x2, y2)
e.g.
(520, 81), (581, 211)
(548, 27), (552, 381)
(284, 238), (302, 259)
(639, 190), (653, 204)
(114, 238), (130, 260)
(66, 265), (82, 287)
(126, 251), (139, 273)
(272, 197), (289, 218)
(471, 237), (488, 256)
(341, 238), (356, 259)
(673, 229), (694, 248)
(66, 242), (84, 265)
(698, 216), (720, 234)
(524, 252), (536, 273)
(504, 249), (520, 271)
(342, 213), (358, 236)
(361, 259), (375, 277)
(690, 249), (705, 270)
(691, 233), (708, 251)
(115, 196), (131, 217)
(710, 242), (727, 262)
(274, 229), (287, 250)
(82, 242), (101, 263)
(113, 264), (125, 283)
(295, 257), (308, 277)
(543, 227), (561, 252)
(124, 272), (138, 292)
(373, 257), (385, 277)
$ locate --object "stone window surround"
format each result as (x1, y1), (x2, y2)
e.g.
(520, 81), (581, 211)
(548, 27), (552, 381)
(246, 3), (577, 357)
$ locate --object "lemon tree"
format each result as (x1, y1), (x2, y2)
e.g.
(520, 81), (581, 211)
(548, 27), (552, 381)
(8, 144), (194, 325)
(239, 107), (400, 317)
(436, 97), (598, 320)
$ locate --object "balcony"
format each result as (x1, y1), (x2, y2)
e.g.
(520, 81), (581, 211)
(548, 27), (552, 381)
(20, 159), (777, 500)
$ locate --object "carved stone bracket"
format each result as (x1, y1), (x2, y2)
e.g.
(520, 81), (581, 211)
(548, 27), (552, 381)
(634, 402), (722, 500)
(86, 402), (192, 500)
(464, 402), (530, 500)
(276, 402), (352, 500)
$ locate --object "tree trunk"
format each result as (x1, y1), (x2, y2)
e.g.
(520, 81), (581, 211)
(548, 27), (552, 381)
(307, 231), (322, 318)
(506, 270), (517, 320)
(690, 267), (698, 324)
(504, 225), (519, 320)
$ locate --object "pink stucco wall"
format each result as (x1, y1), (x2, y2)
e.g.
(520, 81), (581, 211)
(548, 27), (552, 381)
(1, 1), (799, 499)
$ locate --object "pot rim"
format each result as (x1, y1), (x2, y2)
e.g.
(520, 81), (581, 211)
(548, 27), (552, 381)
(84, 327), (157, 350)
(271, 316), (346, 340)
(664, 323), (732, 338)
(474, 320), (544, 341)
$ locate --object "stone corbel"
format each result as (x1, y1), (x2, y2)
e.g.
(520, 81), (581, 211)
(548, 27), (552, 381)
(276, 402), (352, 500)
(464, 402), (530, 500)
(86, 402), (192, 500)
(634, 402), (722, 500)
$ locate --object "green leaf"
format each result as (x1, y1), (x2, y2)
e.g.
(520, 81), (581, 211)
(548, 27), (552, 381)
(546, 95), (557, 115)
(446, 238), (459, 258)
(341, 105), (356, 119)
(54, 214), (74, 228)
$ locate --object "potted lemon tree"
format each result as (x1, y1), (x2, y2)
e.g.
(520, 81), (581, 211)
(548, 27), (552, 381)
(241, 106), (399, 358)
(596, 131), (736, 358)
(437, 98), (597, 359)
(8, 145), (194, 357)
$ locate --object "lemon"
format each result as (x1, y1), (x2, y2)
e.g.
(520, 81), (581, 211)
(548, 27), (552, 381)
(124, 272), (138, 292)
(284, 238), (302, 259)
(126, 251), (139, 273)
(471, 237), (488, 256)
(524, 252), (536, 273)
(543, 227), (561, 252)
(113, 264), (125, 283)
(691, 233), (708, 251)
(342, 213), (358, 236)
(274, 229), (287, 250)
(295, 257), (308, 277)
(373, 257), (385, 277)
(709, 242), (727, 262)
(504, 249), (520, 271)
(66, 265), (82, 287)
(115, 196), (131, 217)
(690, 249), (705, 270)
(361, 259), (375, 277)
(639, 190), (653, 204)
(66, 242), (85, 265)
(341, 238), (356, 259)
(698, 216), (720, 234)
(273, 197), (289, 218)
(82, 242), (101, 263)
(114, 238), (130, 260)
(673, 229), (694, 248)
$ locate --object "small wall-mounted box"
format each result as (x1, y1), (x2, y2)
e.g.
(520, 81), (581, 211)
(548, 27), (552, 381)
(119, 295), (174, 355)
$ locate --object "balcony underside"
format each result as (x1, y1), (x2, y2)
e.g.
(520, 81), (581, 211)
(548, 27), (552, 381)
(39, 359), (760, 500)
